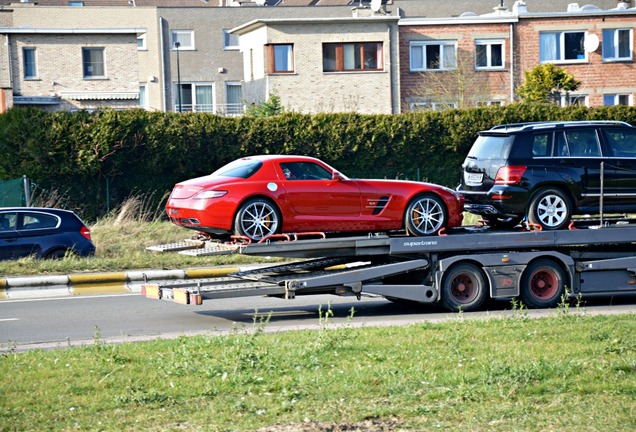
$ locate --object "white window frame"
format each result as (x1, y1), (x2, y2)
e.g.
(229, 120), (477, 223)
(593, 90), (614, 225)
(23, 47), (37, 79)
(603, 94), (632, 106)
(139, 84), (148, 109)
(560, 94), (589, 107)
(171, 30), (195, 50)
(223, 29), (239, 51)
(602, 28), (633, 62)
(137, 34), (147, 51)
(225, 82), (243, 116)
(539, 31), (587, 63)
(409, 100), (458, 111)
(82, 47), (106, 79)
(174, 82), (214, 112)
(409, 41), (457, 71)
(475, 39), (505, 70)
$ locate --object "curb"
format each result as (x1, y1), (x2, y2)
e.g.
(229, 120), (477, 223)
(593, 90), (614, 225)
(0, 267), (241, 300)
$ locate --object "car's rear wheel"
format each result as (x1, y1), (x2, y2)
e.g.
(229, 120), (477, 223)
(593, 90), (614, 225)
(234, 198), (281, 241)
(404, 194), (447, 236)
(527, 188), (572, 230)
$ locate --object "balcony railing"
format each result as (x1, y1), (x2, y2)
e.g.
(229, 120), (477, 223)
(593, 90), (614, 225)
(173, 103), (245, 116)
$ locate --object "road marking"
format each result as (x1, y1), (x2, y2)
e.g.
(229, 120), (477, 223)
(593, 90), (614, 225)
(0, 318), (19, 322)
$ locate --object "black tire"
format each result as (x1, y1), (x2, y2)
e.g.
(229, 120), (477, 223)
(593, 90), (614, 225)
(45, 249), (68, 259)
(234, 198), (281, 241)
(440, 263), (488, 312)
(404, 194), (447, 236)
(519, 259), (566, 308)
(527, 188), (572, 230)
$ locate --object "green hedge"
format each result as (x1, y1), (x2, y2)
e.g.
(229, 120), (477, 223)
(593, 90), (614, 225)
(1, 104), (635, 220)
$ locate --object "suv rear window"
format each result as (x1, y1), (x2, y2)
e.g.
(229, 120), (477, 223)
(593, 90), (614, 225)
(467, 135), (513, 159)
(603, 128), (636, 157)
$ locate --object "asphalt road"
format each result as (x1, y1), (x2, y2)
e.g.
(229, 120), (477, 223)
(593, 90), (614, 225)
(1, 292), (635, 352)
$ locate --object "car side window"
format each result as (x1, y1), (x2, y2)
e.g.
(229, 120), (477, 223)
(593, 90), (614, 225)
(280, 162), (332, 180)
(603, 128), (636, 157)
(531, 133), (551, 157)
(21, 213), (59, 230)
(556, 130), (601, 157)
(0, 213), (17, 231)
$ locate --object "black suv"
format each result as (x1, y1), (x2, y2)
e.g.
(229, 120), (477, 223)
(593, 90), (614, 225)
(457, 120), (636, 230)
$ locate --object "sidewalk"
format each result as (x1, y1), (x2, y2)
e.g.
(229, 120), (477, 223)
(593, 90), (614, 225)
(0, 267), (243, 300)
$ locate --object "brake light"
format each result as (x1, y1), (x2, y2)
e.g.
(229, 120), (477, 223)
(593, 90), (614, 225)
(494, 166), (526, 185)
(80, 226), (92, 241)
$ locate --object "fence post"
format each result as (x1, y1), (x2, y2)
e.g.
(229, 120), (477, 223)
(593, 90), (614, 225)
(22, 175), (31, 207)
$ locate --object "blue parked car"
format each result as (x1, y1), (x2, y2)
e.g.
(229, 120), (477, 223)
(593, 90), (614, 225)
(0, 207), (96, 260)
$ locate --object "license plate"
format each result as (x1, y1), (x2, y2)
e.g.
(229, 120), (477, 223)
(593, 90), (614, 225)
(464, 172), (483, 184)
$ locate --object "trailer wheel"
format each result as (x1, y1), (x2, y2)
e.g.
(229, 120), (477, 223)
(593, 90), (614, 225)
(405, 194), (447, 236)
(441, 263), (487, 312)
(234, 198), (281, 241)
(520, 259), (566, 308)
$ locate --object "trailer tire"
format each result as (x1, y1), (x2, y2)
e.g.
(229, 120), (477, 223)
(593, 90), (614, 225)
(405, 193), (447, 236)
(234, 198), (281, 241)
(520, 259), (566, 308)
(440, 263), (487, 312)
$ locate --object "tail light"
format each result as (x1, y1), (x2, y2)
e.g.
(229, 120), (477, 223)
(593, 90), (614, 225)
(494, 166), (526, 185)
(80, 226), (92, 241)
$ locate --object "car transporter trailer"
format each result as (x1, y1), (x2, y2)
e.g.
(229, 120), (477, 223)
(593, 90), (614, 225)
(142, 223), (636, 312)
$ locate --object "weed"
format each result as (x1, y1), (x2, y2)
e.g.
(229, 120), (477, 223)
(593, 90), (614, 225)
(510, 297), (528, 320)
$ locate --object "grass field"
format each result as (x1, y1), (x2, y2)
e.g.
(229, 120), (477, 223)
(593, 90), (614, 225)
(1, 311), (635, 431)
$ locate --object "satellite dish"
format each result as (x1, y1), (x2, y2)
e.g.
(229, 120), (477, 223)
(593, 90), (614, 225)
(254, 0), (265, 5)
(370, 0), (381, 12)
(584, 34), (600, 53)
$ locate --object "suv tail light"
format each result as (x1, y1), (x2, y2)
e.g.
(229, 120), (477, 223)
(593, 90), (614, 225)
(80, 226), (92, 241)
(494, 166), (526, 185)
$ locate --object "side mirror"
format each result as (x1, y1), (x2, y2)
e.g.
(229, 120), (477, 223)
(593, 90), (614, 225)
(332, 172), (344, 181)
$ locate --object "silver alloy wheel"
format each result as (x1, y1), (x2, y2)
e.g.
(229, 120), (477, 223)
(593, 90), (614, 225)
(405, 194), (446, 236)
(535, 193), (568, 228)
(236, 199), (280, 240)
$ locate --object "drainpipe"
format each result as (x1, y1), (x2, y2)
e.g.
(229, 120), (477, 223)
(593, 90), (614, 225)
(159, 17), (167, 111)
(509, 23), (515, 103)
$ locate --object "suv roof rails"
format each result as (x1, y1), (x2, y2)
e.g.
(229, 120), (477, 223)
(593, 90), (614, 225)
(489, 120), (633, 132)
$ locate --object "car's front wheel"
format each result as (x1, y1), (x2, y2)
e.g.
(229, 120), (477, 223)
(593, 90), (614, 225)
(234, 198), (281, 241)
(404, 194), (447, 236)
(527, 188), (572, 230)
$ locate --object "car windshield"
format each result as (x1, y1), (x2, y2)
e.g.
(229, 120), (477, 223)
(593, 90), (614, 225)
(467, 135), (513, 160)
(212, 159), (263, 179)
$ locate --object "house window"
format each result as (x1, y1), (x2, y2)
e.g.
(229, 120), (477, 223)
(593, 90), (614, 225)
(23, 48), (37, 79)
(409, 100), (458, 111)
(139, 84), (148, 109)
(137, 34), (147, 50)
(560, 94), (588, 107)
(171, 30), (194, 50)
(603, 94), (632, 106)
(174, 83), (213, 112)
(322, 42), (383, 72)
(225, 82), (243, 116)
(82, 47), (105, 78)
(223, 30), (239, 50)
(68, 1), (84, 5)
(268, 44), (294, 73)
(475, 40), (504, 69)
(539, 31), (586, 62)
(602, 29), (632, 61)
(410, 41), (457, 71)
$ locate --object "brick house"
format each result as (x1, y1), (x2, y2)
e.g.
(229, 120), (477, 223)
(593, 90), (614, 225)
(231, 11), (401, 114)
(399, 1), (636, 110)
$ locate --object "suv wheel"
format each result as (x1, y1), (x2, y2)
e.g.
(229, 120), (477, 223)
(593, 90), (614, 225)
(527, 188), (572, 230)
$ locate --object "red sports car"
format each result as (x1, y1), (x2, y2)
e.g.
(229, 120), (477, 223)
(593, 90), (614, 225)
(166, 155), (464, 241)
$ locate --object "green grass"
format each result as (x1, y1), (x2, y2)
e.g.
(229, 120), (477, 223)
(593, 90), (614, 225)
(1, 313), (635, 431)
